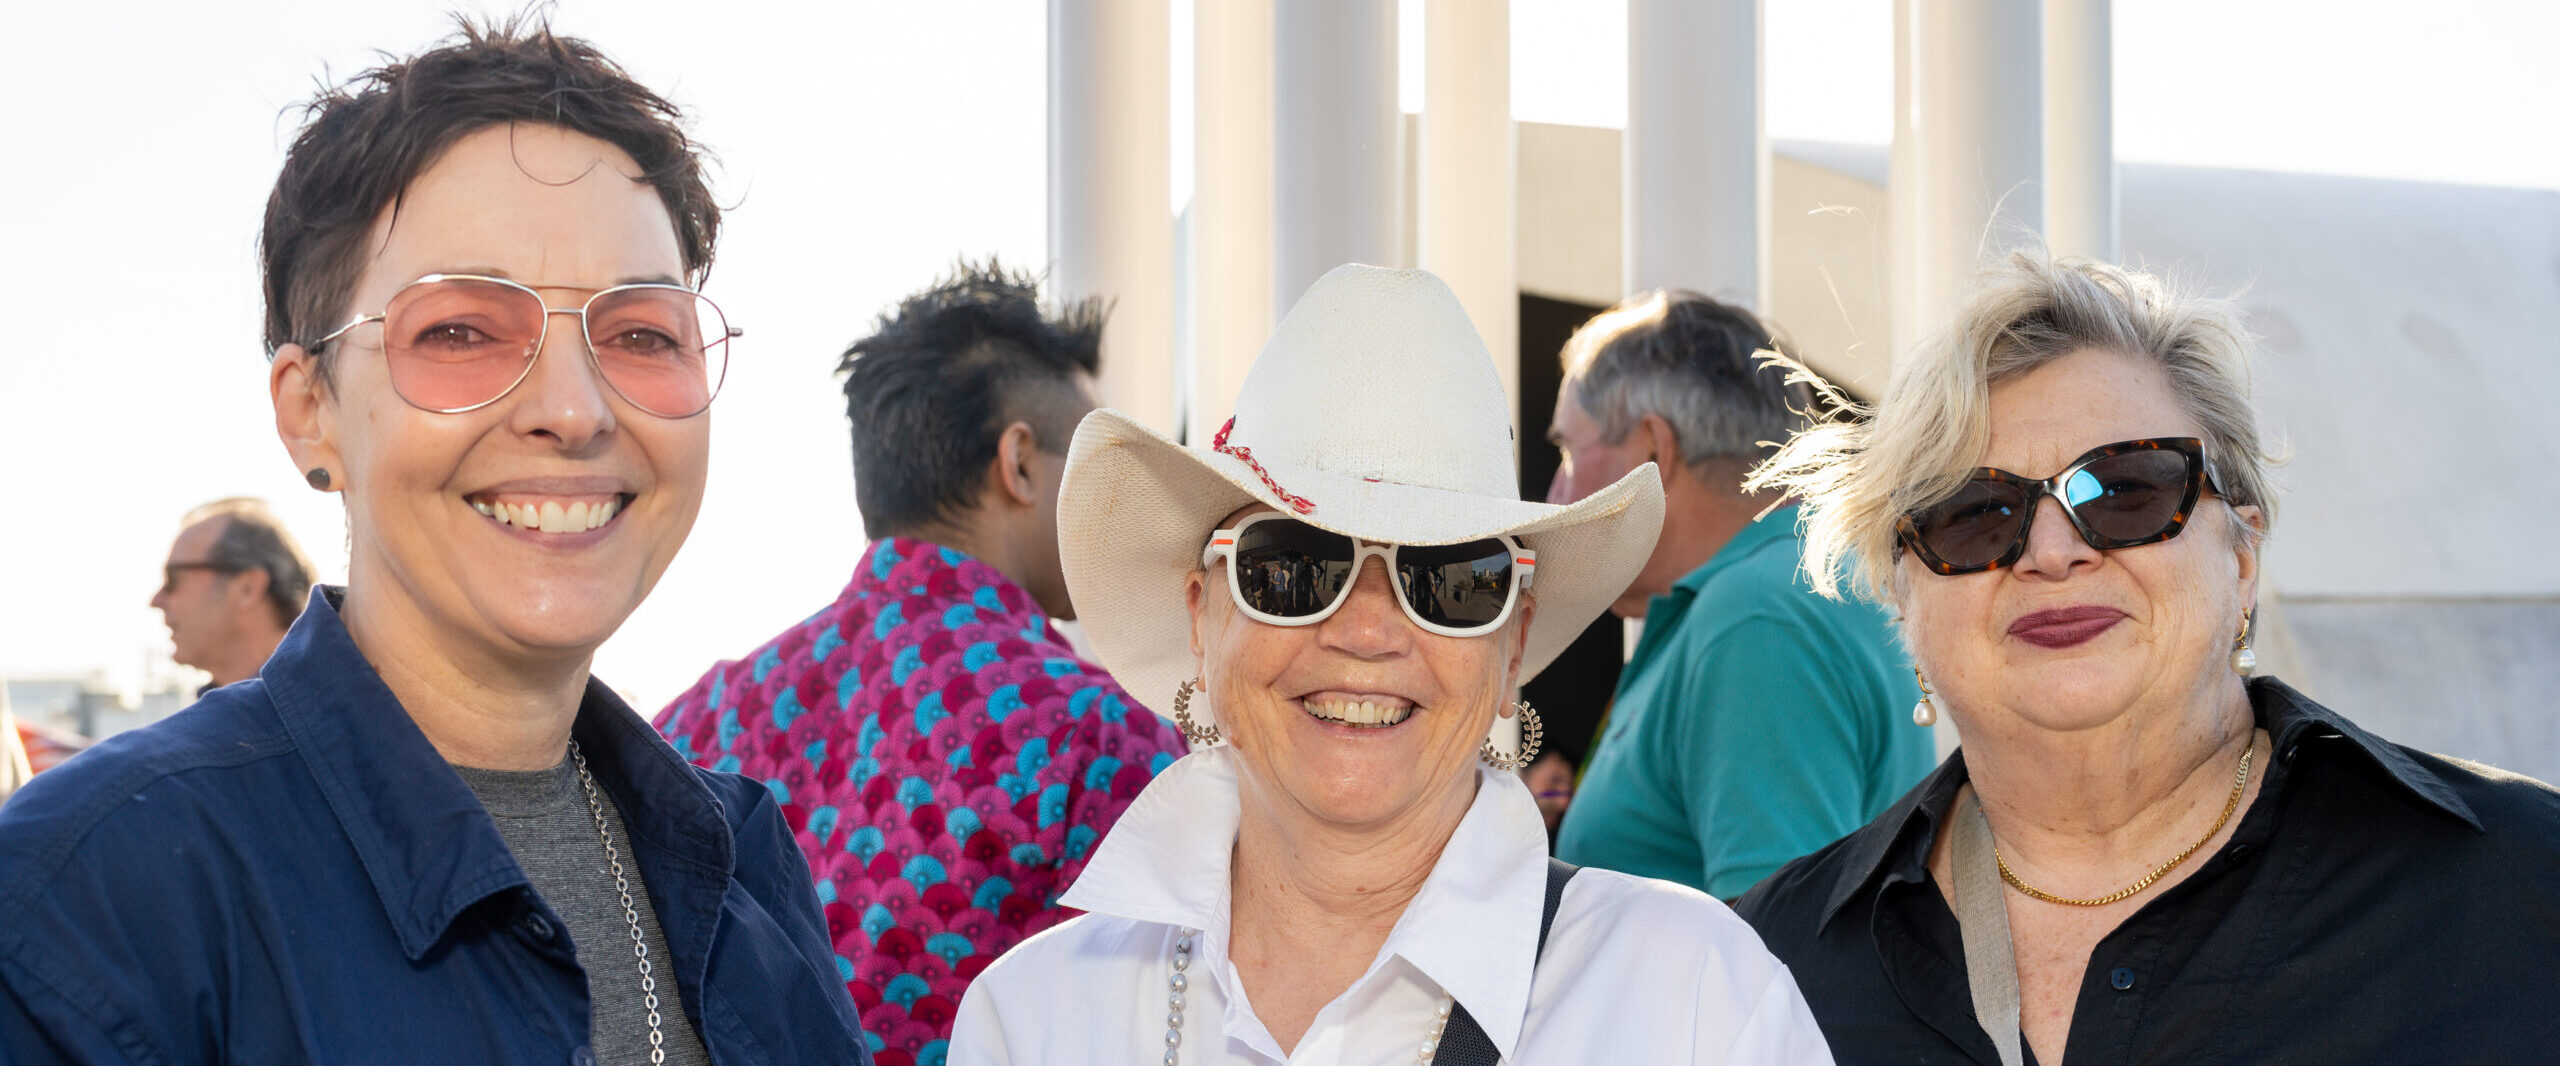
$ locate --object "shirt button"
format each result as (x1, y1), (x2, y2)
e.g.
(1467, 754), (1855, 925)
(572, 1046), (596, 1066)
(2109, 967), (2137, 991)
(521, 913), (556, 942)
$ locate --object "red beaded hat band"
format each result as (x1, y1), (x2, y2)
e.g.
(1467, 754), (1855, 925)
(1210, 416), (1316, 515)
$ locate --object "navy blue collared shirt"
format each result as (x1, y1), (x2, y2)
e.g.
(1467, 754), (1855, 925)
(0, 589), (874, 1065)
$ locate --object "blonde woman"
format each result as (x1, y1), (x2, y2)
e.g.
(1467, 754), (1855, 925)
(1736, 252), (2560, 1065)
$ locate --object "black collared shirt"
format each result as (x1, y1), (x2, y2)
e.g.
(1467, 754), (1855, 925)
(1736, 677), (2560, 1065)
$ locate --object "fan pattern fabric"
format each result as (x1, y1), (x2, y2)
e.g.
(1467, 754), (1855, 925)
(656, 539), (1185, 1066)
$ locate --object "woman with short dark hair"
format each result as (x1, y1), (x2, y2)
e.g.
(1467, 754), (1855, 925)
(0, 22), (870, 1064)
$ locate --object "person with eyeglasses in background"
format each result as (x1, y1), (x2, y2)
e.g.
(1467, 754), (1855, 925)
(149, 498), (315, 694)
(1734, 252), (2560, 1065)
(0, 19), (872, 1065)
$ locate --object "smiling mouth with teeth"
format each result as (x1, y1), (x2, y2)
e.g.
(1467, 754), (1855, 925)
(469, 495), (628, 534)
(1301, 698), (1416, 729)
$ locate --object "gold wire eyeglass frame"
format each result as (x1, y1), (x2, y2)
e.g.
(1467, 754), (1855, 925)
(301, 272), (741, 418)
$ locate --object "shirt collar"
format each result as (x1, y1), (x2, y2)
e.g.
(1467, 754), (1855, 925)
(1063, 746), (1553, 1059)
(2252, 674), (2479, 829)
(1669, 502), (1801, 596)
(849, 537), (1033, 609)
(260, 587), (734, 961)
(1629, 504), (1803, 671)
(1812, 674), (2481, 930)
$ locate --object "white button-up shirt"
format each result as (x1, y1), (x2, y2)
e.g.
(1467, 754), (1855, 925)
(950, 747), (1834, 1064)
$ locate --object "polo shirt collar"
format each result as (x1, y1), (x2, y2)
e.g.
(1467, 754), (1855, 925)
(1063, 746), (1552, 1059)
(1628, 504), (1804, 673)
(1670, 502), (1802, 596)
(1812, 674), (2481, 929)
(260, 587), (733, 961)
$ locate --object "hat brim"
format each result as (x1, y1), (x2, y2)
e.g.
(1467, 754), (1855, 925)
(1057, 408), (1666, 719)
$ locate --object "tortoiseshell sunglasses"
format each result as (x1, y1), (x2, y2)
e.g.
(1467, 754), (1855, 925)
(1897, 438), (2220, 576)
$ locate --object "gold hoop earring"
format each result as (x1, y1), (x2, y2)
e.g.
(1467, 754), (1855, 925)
(1911, 668), (1938, 727)
(1171, 679), (1220, 745)
(1479, 700), (1543, 771)
(2231, 608), (2258, 677)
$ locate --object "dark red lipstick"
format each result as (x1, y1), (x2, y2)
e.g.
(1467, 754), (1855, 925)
(2007, 606), (2125, 649)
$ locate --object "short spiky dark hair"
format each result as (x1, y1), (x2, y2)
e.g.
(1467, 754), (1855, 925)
(837, 259), (1106, 539)
(260, 16), (719, 364)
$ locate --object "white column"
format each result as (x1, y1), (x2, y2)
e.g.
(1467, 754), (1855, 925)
(1420, 0), (1518, 420)
(1889, 0), (1922, 369)
(1274, 0), (1400, 319)
(1190, 0), (1276, 438)
(1050, 0), (1175, 433)
(2042, 0), (2116, 263)
(1890, 0), (2044, 757)
(1890, 0), (2044, 362)
(1626, 0), (1767, 310)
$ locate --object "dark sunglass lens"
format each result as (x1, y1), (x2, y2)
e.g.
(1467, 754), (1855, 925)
(2066, 449), (2196, 544)
(1916, 480), (2032, 569)
(1232, 521), (1358, 618)
(1396, 539), (1514, 630)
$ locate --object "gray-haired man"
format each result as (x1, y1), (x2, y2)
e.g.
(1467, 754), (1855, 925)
(150, 499), (315, 691)
(1547, 291), (1932, 901)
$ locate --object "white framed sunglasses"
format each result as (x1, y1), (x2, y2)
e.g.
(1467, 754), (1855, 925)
(1201, 512), (1537, 638)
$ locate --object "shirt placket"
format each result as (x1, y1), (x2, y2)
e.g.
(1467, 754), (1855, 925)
(1870, 878), (2007, 1063)
(2066, 748), (2291, 1066)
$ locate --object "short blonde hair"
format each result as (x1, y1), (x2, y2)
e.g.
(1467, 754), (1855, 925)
(1748, 252), (2279, 607)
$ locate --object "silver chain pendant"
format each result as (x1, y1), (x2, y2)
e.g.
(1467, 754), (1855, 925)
(570, 740), (669, 1066)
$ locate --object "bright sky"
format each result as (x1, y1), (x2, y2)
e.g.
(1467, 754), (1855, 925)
(3, 0), (2553, 713)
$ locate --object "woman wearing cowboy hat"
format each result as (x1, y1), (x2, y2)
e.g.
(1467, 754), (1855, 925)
(949, 266), (1830, 1064)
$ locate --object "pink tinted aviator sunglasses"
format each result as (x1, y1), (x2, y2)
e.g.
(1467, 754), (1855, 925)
(304, 273), (739, 418)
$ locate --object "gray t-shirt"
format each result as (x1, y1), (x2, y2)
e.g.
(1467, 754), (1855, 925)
(455, 758), (714, 1066)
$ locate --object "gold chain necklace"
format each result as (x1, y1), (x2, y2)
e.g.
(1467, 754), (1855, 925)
(1995, 733), (2255, 907)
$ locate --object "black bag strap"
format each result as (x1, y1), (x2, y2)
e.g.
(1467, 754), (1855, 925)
(1432, 858), (1580, 1065)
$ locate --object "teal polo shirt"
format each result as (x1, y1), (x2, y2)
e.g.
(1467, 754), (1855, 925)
(1556, 504), (1933, 900)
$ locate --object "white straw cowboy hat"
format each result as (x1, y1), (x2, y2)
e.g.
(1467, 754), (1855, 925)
(1057, 264), (1665, 744)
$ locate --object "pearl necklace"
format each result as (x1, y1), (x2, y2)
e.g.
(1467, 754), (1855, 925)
(1162, 929), (1453, 1064)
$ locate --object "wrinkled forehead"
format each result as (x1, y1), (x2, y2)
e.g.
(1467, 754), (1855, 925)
(1981, 348), (2200, 477)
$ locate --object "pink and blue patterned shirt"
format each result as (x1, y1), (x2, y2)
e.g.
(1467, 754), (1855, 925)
(655, 539), (1186, 1066)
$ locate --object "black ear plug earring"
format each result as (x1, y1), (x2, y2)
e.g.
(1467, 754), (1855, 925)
(306, 468), (332, 491)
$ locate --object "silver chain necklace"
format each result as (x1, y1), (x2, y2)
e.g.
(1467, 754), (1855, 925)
(1160, 928), (1453, 1065)
(569, 740), (669, 1066)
